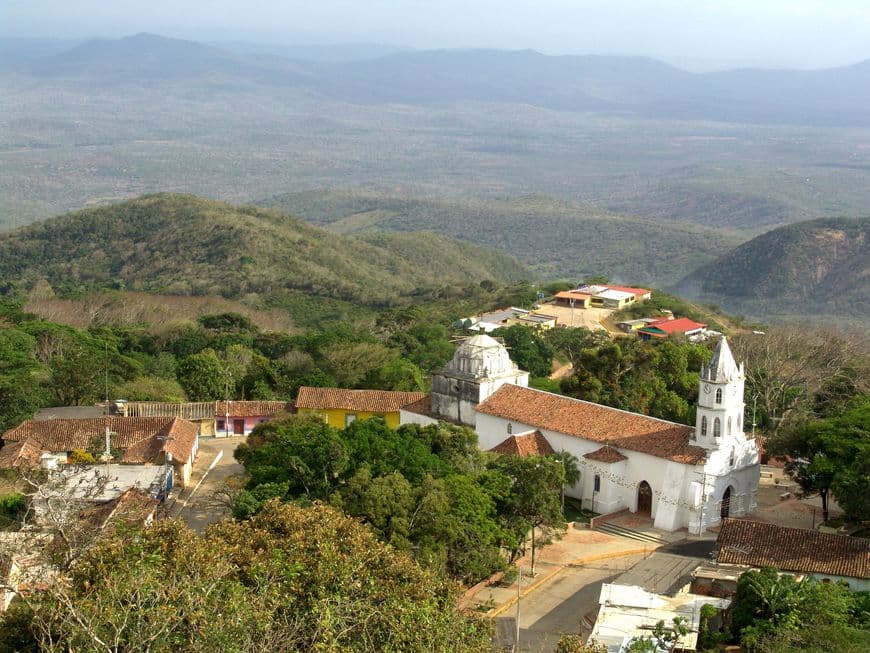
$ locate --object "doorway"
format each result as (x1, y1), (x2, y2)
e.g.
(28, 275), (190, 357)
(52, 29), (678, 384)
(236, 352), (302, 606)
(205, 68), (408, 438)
(720, 486), (733, 519)
(233, 419), (245, 435)
(637, 481), (653, 515)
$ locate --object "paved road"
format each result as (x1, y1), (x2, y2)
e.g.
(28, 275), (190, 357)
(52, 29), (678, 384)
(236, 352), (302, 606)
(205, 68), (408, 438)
(170, 436), (245, 532)
(495, 554), (645, 652)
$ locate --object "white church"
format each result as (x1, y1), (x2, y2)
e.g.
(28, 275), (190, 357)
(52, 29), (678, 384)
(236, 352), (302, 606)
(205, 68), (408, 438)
(401, 333), (760, 534)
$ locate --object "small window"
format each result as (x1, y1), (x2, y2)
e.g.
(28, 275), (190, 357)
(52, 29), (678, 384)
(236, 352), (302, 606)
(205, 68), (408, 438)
(345, 413), (357, 427)
(727, 416), (732, 436)
(507, 422), (513, 435)
(593, 474), (601, 492)
(729, 452), (735, 467)
(715, 388), (723, 404)
(701, 416), (708, 437)
(217, 420), (225, 431)
(714, 417), (721, 438)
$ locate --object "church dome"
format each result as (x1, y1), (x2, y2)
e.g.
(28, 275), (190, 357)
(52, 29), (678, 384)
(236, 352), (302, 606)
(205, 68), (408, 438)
(447, 334), (520, 378)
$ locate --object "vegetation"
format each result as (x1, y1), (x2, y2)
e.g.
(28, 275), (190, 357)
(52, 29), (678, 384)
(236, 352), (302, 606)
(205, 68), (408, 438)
(0, 501), (493, 653)
(676, 217), (870, 319)
(728, 567), (870, 652)
(0, 194), (527, 308)
(233, 415), (566, 584)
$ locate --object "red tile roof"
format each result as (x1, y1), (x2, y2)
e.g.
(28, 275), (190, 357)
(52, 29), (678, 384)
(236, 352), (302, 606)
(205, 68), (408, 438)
(2, 417), (198, 464)
(295, 387), (427, 413)
(717, 519), (870, 579)
(583, 445), (628, 463)
(215, 401), (293, 418)
(476, 385), (705, 464)
(489, 430), (555, 457)
(0, 439), (43, 469)
(640, 317), (707, 336)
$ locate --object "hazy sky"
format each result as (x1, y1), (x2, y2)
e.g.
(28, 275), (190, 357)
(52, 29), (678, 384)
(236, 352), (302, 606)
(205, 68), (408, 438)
(3, 0), (870, 69)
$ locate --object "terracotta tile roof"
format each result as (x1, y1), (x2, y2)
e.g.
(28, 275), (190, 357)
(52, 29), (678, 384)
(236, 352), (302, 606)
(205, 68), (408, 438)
(295, 387), (427, 413)
(81, 488), (159, 531)
(489, 430), (555, 457)
(555, 291), (591, 300)
(583, 445), (628, 463)
(476, 385), (706, 464)
(2, 417), (197, 465)
(215, 400), (293, 418)
(0, 438), (44, 468)
(401, 394), (433, 416)
(717, 519), (870, 579)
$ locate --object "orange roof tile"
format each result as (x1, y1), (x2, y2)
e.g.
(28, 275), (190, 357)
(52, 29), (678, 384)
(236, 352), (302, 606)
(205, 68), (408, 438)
(476, 385), (705, 464)
(2, 417), (198, 464)
(489, 430), (555, 457)
(0, 439), (43, 469)
(215, 400), (293, 418)
(583, 445), (628, 463)
(717, 519), (870, 579)
(555, 291), (591, 300)
(295, 387), (427, 413)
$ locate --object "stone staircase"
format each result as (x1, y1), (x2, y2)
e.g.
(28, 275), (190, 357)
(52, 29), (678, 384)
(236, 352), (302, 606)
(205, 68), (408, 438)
(594, 520), (669, 545)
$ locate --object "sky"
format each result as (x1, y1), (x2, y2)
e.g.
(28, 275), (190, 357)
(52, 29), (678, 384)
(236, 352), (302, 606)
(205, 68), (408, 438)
(3, 0), (870, 70)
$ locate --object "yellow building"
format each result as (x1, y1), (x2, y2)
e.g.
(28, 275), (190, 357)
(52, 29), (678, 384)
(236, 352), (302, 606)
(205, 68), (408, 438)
(295, 387), (428, 429)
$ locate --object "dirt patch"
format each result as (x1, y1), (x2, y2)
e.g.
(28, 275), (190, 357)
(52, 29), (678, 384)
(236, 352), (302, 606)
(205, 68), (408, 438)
(26, 290), (296, 332)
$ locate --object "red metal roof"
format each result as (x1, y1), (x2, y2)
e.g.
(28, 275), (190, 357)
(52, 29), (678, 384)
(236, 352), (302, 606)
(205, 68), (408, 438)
(641, 317), (707, 335)
(603, 285), (651, 297)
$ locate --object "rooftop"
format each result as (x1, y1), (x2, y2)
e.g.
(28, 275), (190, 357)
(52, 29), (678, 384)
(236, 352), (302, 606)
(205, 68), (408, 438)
(716, 519), (870, 579)
(639, 317), (708, 336)
(215, 400), (294, 418)
(583, 445), (628, 464)
(488, 430), (555, 457)
(295, 387), (427, 413)
(476, 385), (705, 464)
(2, 416), (198, 464)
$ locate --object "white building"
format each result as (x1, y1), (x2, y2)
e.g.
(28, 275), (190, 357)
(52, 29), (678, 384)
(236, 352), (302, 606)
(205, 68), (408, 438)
(405, 334), (759, 534)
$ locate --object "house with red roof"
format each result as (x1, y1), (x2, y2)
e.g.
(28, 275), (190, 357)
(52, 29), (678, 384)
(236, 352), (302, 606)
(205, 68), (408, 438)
(637, 317), (708, 341)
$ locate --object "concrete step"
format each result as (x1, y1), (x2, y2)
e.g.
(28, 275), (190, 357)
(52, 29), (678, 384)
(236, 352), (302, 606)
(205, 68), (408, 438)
(594, 520), (669, 545)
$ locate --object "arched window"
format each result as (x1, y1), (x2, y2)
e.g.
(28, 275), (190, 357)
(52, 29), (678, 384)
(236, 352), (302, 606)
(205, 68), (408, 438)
(507, 422), (513, 435)
(737, 414), (742, 431)
(701, 416), (708, 436)
(727, 416), (732, 435)
(715, 388), (723, 404)
(714, 417), (721, 437)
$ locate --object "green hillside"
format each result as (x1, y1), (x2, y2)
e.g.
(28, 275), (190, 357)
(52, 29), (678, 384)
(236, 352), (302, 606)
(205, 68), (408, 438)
(0, 193), (528, 305)
(674, 217), (869, 318)
(264, 189), (745, 286)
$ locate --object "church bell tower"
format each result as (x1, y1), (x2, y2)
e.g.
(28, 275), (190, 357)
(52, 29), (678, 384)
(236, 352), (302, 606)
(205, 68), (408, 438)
(694, 337), (745, 450)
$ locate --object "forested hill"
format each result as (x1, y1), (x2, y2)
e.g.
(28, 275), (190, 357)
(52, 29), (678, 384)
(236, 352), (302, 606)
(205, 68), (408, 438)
(0, 194), (527, 304)
(264, 189), (744, 286)
(674, 217), (870, 318)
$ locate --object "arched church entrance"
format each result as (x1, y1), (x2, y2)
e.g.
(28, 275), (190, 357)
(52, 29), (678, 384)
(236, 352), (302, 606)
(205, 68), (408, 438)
(637, 481), (653, 516)
(720, 486), (733, 519)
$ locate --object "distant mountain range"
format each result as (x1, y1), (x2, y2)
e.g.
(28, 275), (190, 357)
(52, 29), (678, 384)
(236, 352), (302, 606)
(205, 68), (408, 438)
(0, 194), (527, 304)
(674, 217), (869, 319)
(9, 32), (870, 127)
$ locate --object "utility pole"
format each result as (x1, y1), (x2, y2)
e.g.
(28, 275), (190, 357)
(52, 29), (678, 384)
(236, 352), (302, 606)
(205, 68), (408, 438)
(513, 566), (522, 653)
(694, 469), (708, 535)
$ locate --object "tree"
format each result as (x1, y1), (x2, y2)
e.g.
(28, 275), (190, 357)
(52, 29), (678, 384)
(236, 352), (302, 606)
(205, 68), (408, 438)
(555, 635), (608, 653)
(114, 375), (187, 401)
(550, 451), (580, 511)
(626, 617), (690, 653)
(49, 345), (104, 406)
(493, 324), (553, 378)
(493, 455), (565, 575)
(1, 501), (493, 652)
(771, 397), (869, 521)
(176, 348), (225, 401)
